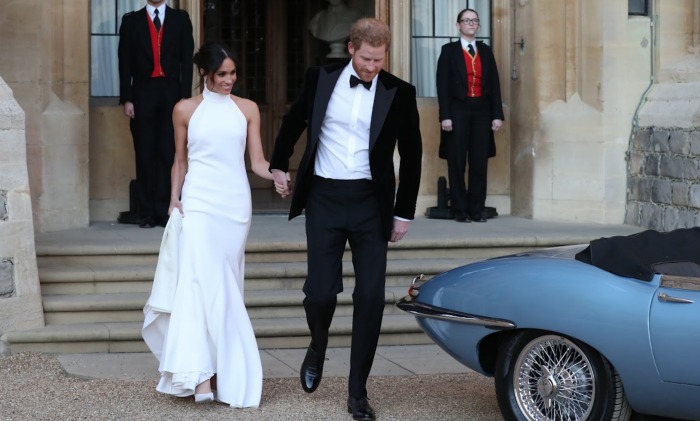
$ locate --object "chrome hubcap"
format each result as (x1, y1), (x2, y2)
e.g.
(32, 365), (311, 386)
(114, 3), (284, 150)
(513, 335), (595, 420)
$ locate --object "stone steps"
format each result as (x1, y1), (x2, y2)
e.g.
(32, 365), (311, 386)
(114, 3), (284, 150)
(4, 215), (642, 355)
(3, 314), (427, 354)
(41, 286), (412, 325)
(2, 252), (480, 354)
(37, 258), (471, 295)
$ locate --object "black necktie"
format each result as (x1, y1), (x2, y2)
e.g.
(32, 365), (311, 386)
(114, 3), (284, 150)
(467, 44), (475, 56)
(153, 9), (161, 32)
(350, 75), (372, 90)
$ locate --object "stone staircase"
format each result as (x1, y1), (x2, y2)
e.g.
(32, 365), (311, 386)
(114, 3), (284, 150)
(2, 215), (643, 355)
(1, 236), (535, 354)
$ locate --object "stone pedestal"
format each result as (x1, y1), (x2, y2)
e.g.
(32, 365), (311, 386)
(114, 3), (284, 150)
(0, 77), (44, 352)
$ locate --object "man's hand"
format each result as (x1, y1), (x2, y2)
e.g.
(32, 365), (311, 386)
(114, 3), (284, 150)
(123, 101), (135, 119)
(271, 169), (292, 198)
(390, 219), (410, 243)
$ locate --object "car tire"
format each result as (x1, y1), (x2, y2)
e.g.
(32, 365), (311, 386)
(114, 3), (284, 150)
(494, 331), (631, 421)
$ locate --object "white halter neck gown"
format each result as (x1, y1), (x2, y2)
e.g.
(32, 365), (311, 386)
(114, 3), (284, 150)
(142, 84), (262, 408)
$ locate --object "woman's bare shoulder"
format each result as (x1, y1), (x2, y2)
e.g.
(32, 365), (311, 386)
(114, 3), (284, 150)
(231, 95), (259, 118)
(174, 95), (204, 121)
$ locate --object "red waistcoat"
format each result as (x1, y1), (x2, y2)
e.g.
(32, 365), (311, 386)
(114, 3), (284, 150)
(462, 47), (482, 97)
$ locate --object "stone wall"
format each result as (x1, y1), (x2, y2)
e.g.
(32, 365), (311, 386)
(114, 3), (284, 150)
(0, 76), (44, 344)
(626, 127), (700, 231)
(0, 0), (89, 232)
(509, 0), (651, 223)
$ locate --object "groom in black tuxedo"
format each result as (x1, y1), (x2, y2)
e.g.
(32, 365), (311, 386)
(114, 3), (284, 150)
(270, 18), (422, 421)
(118, 0), (194, 228)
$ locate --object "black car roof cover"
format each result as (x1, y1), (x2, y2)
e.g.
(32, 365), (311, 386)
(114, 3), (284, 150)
(574, 227), (700, 281)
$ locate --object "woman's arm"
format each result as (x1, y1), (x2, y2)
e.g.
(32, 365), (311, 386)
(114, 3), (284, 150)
(169, 99), (194, 215)
(237, 97), (274, 181)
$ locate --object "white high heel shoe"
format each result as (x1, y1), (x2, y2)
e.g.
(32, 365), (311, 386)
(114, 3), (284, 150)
(194, 392), (214, 403)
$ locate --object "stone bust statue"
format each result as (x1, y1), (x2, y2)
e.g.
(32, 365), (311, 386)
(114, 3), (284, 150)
(309, 0), (364, 57)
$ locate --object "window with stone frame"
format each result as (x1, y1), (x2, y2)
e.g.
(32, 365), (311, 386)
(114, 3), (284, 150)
(628, 0), (649, 16)
(90, 0), (173, 97)
(411, 0), (492, 97)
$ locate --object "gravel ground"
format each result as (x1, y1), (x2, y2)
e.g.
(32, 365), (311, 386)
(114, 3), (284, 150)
(0, 352), (502, 421)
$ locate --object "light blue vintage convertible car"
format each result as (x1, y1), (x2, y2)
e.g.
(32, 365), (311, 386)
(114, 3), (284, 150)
(397, 228), (700, 421)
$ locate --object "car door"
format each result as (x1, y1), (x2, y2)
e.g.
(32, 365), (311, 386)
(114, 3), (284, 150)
(649, 272), (700, 385)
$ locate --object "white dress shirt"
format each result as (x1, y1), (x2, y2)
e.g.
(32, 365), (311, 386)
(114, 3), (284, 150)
(146, 3), (166, 25)
(460, 38), (476, 54)
(314, 64), (376, 180)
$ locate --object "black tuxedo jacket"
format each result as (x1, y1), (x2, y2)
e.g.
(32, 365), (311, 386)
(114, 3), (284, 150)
(270, 62), (423, 240)
(118, 6), (194, 104)
(436, 40), (504, 159)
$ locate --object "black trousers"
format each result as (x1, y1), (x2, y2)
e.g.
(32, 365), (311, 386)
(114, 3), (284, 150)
(445, 97), (492, 218)
(129, 77), (180, 220)
(303, 176), (388, 398)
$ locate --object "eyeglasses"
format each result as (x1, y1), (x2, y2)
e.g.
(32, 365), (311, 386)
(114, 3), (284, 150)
(459, 18), (480, 25)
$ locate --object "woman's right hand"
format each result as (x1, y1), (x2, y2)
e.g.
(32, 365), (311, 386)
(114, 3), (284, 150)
(168, 200), (184, 217)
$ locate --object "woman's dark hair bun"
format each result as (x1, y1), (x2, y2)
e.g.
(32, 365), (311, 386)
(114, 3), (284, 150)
(193, 41), (237, 77)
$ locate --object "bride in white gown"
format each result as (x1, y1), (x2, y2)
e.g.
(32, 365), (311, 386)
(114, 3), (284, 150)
(142, 41), (288, 408)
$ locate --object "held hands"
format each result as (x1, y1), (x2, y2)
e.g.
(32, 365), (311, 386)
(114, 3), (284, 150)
(271, 170), (292, 198)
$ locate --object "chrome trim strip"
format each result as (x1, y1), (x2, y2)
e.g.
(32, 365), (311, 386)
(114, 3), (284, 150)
(660, 275), (700, 292)
(396, 296), (516, 330)
(658, 293), (694, 304)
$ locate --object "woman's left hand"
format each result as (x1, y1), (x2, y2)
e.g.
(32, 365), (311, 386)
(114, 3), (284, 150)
(492, 119), (503, 132)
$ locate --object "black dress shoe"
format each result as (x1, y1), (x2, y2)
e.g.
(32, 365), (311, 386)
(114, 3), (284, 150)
(300, 346), (324, 393)
(347, 396), (376, 421)
(471, 215), (487, 223)
(454, 213), (471, 223)
(139, 217), (156, 228)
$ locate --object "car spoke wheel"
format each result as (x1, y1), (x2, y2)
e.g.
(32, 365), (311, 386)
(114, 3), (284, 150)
(495, 331), (631, 421)
(513, 335), (594, 420)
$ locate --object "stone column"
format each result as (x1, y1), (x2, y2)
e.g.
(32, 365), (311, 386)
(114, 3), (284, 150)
(0, 77), (44, 353)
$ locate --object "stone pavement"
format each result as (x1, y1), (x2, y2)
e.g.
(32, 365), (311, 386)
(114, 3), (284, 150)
(57, 344), (470, 381)
(35, 214), (645, 255)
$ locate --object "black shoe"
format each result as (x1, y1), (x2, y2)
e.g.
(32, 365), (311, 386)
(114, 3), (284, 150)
(454, 213), (471, 223)
(471, 215), (487, 223)
(347, 396), (376, 421)
(139, 217), (156, 228)
(300, 346), (324, 393)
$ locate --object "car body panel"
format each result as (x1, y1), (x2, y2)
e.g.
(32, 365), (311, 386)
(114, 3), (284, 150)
(400, 250), (700, 420)
(649, 281), (700, 385)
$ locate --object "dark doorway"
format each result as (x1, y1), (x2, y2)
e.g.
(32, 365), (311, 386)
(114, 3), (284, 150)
(201, 0), (374, 212)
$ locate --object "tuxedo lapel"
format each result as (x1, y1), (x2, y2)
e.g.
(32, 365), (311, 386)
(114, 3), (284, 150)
(310, 66), (343, 147)
(369, 74), (396, 151)
(453, 41), (468, 88)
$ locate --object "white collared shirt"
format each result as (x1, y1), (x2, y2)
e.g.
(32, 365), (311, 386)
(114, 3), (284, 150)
(460, 38), (476, 54)
(146, 3), (166, 25)
(314, 64), (376, 180)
